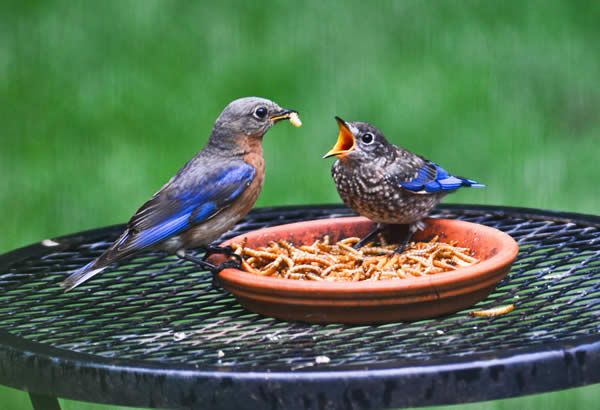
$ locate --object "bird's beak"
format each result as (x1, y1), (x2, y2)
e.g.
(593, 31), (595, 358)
(270, 109), (302, 128)
(323, 117), (356, 158)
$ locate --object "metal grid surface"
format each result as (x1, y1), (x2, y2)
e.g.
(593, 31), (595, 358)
(1, 204), (600, 375)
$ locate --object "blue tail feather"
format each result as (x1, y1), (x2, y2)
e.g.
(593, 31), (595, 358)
(400, 162), (485, 193)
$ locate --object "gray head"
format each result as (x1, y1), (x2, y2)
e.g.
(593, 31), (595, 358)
(210, 97), (299, 145)
(323, 117), (394, 162)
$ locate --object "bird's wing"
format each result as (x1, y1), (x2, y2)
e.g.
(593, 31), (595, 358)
(60, 161), (255, 292)
(118, 161), (256, 251)
(392, 159), (483, 194)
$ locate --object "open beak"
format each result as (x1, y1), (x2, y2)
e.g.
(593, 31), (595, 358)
(323, 116), (356, 158)
(270, 109), (302, 127)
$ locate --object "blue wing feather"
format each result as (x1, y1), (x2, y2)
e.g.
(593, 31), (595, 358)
(425, 180), (442, 192)
(400, 162), (484, 193)
(127, 163), (255, 250)
(134, 213), (192, 248)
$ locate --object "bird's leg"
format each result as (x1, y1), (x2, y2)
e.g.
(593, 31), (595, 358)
(176, 250), (221, 289)
(394, 220), (426, 254)
(176, 249), (241, 290)
(353, 224), (384, 249)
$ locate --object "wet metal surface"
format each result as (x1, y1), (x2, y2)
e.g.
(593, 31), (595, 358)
(0, 204), (599, 409)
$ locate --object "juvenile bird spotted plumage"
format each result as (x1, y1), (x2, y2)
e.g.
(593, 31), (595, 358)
(324, 117), (484, 249)
(61, 97), (301, 291)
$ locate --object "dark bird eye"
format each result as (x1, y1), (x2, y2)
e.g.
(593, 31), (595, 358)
(361, 132), (374, 144)
(253, 106), (268, 120)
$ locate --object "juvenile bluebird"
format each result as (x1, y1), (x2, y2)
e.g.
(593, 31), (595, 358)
(324, 117), (483, 250)
(61, 97), (301, 291)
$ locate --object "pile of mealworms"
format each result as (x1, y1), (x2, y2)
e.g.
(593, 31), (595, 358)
(231, 235), (479, 281)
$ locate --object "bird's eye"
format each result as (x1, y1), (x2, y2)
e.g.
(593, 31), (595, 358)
(253, 106), (268, 120)
(361, 132), (374, 144)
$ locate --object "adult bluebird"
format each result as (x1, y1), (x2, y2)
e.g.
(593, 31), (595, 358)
(61, 97), (301, 291)
(324, 117), (483, 250)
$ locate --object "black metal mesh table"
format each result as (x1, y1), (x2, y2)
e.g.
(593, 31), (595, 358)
(1, 204), (600, 410)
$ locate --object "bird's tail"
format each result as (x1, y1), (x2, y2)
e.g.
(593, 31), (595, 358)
(60, 260), (107, 292)
(434, 175), (485, 191)
(458, 177), (485, 188)
(60, 229), (133, 292)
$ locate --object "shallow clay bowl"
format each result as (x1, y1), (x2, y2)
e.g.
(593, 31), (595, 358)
(210, 217), (519, 324)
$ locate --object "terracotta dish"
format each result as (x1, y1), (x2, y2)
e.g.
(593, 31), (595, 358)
(210, 217), (519, 324)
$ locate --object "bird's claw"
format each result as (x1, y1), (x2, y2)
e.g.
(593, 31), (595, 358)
(393, 243), (409, 255)
(393, 221), (425, 254)
(216, 259), (242, 271)
(208, 259), (242, 291)
(203, 245), (243, 264)
(176, 249), (241, 292)
(353, 224), (383, 250)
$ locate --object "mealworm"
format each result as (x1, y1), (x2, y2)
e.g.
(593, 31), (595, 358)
(469, 304), (515, 317)
(233, 234), (479, 281)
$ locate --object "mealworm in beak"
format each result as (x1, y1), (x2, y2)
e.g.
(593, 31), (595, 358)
(289, 112), (302, 128)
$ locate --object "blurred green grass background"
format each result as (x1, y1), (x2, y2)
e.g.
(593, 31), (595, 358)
(0, 0), (598, 409)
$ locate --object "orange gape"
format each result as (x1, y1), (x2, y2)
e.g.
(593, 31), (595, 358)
(231, 235), (479, 282)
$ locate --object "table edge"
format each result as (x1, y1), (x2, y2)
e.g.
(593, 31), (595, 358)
(2, 203), (600, 409)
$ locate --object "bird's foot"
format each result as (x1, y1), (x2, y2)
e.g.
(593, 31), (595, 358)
(208, 259), (243, 290)
(214, 259), (242, 271)
(203, 245), (243, 265)
(202, 246), (243, 290)
(209, 259), (243, 290)
(176, 250), (242, 291)
(393, 221), (426, 254)
(353, 224), (383, 249)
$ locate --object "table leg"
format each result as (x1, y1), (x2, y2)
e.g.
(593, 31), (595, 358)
(29, 393), (61, 410)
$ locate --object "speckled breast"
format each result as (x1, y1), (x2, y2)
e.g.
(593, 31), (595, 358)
(331, 161), (445, 225)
